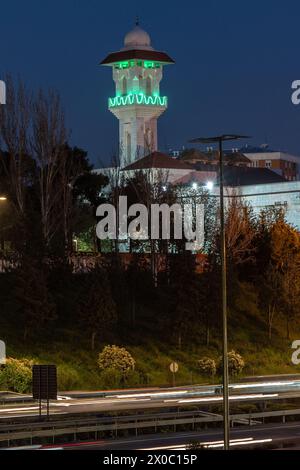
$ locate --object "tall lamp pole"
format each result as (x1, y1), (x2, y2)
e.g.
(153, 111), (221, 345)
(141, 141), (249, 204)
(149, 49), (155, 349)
(189, 134), (250, 450)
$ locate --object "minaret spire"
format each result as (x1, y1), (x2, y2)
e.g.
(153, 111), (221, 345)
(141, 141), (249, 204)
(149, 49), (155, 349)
(135, 15), (139, 26)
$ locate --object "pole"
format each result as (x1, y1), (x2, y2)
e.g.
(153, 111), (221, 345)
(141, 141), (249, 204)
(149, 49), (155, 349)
(219, 138), (230, 450)
(39, 368), (42, 421)
(46, 366), (50, 420)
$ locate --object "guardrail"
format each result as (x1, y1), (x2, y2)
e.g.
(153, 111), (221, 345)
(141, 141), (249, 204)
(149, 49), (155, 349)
(1, 408), (300, 447)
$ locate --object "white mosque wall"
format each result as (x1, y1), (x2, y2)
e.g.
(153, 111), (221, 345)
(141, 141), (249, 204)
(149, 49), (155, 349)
(228, 181), (300, 230)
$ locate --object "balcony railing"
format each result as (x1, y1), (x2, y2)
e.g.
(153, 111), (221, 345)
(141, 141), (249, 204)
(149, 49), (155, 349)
(108, 93), (167, 108)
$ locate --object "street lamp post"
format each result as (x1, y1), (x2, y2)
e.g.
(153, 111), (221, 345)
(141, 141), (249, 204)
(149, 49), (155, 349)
(189, 134), (250, 450)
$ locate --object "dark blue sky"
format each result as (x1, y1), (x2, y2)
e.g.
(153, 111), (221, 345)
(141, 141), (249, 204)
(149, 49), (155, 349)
(1, 0), (300, 165)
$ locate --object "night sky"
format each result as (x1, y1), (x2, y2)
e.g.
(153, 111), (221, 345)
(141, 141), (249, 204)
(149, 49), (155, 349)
(1, 0), (300, 166)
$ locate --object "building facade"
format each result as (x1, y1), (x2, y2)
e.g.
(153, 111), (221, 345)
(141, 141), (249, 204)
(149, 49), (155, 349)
(241, 146), (300, 181)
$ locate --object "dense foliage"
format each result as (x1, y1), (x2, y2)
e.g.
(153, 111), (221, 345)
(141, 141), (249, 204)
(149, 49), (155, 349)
(0, 358), (33, 393)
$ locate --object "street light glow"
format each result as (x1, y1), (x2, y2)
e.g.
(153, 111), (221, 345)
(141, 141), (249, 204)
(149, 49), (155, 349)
(205, 181), (214, 191)
(0, 197), (7, 201)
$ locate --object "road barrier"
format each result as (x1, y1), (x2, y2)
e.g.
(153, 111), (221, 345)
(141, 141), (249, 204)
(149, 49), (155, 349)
(1, 408), (300, 447)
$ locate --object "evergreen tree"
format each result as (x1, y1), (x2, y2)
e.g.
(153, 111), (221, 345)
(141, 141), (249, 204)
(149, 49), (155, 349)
(78, 268), (117, 349)
(13, 258), (56, 339)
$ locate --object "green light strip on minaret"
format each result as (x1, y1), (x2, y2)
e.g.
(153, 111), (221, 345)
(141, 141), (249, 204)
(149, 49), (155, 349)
(108, 93), (167, 107)
(115, 61), (161, 69)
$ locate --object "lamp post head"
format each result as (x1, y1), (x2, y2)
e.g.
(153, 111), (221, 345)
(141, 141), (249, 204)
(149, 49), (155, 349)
(189, 134), (251, 144)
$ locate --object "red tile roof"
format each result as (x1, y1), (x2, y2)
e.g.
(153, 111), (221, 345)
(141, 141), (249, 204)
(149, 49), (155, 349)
(101, 49), (174, 65)
(122, 152), (193, 170)
(173, 170), (217, 185)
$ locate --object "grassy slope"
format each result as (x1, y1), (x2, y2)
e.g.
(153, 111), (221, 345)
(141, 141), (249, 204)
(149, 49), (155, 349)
(2, 300), (300, 391)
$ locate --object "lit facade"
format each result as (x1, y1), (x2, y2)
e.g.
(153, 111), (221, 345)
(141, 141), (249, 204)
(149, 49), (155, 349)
(101, 23), (174, 167)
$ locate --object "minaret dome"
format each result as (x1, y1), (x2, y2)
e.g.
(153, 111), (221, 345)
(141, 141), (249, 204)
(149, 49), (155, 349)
(123, 25), (153, 51)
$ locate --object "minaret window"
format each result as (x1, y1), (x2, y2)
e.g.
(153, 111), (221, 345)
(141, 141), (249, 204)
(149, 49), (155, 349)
(122, 77), (127, 95)
(146, 77), (152, 96)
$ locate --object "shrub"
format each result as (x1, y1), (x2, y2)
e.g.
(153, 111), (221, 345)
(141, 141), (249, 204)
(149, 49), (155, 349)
(198, 357), (216, 376)
(218, 350), (245, 376)
(0, 358), (33, 393)
(97, 345), (135, 377)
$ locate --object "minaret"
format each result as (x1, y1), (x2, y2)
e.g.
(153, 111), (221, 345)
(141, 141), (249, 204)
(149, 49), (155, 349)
(101, 21), (174, 167)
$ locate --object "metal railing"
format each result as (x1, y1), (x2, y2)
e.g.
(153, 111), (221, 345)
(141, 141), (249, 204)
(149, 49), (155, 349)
(0, 408), (299, 447)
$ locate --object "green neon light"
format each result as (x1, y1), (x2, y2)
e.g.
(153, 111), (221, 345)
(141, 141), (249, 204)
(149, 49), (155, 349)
(144, 61), (155, 68)
(118, 61), (129, 68)
(108, 93), (167, 107)
(144, 61), (160, 68)
(115, 60), (161, 69)
(116, 61), (136, 69)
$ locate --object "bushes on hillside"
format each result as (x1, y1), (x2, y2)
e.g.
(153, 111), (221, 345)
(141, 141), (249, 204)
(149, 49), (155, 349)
(198, 357), (216, 376)
(0, 358), (33, 393)
(97, 345), (136, 388)
(218, 350), (245, 376)
(98, 345), (135, 376)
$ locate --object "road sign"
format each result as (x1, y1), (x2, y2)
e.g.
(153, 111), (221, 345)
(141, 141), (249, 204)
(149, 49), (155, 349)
(32, 364), (57, 418)
(0, 340), (6, 365)
(169, 362), (178, 373)
(32, 364), (57, 400)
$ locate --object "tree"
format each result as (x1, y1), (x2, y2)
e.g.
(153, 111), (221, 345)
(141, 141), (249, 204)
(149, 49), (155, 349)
(13, 257), (56, 339)
(78, 268), (117, 349)
(224, 197), (256, 267)
(97, 345), (135, 375)
(280, 255), (300, 339)
(73, 170), (109, 252)
(259, 264), (281, 340)
(218, 350), (245, 376)
(0, 357), (33, 393)
(0, 75), (31, 221)
(198, 357), (216, 376)
(270, 221), (300, 339)
(30, 89), (67, 251)
(169, 253), (202, 349)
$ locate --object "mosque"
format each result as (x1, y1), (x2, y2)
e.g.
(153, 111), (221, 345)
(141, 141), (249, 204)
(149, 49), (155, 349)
(97, 22), (300, 230)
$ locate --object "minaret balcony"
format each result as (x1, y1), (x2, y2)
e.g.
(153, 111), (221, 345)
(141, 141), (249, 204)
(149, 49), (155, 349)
(108, 93), (167, 108)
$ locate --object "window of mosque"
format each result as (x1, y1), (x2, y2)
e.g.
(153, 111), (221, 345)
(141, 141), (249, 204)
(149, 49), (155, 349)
(146, 77), (152, 95)
(122, 77), (127, 95)
(144, 61), (161, 68)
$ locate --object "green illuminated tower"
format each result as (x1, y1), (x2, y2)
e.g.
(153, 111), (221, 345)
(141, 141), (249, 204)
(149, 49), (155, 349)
(101, 22), (174, 167)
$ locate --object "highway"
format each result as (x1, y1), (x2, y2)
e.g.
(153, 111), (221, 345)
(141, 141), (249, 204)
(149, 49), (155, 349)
(1, 379), (300, 420)
(38, 421), (300, 450)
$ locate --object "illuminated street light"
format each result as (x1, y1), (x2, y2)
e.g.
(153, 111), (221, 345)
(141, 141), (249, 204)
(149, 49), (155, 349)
(189, 133), (250, 450)
(0, 197), (7, 201)
(205, 181), (214, 191)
